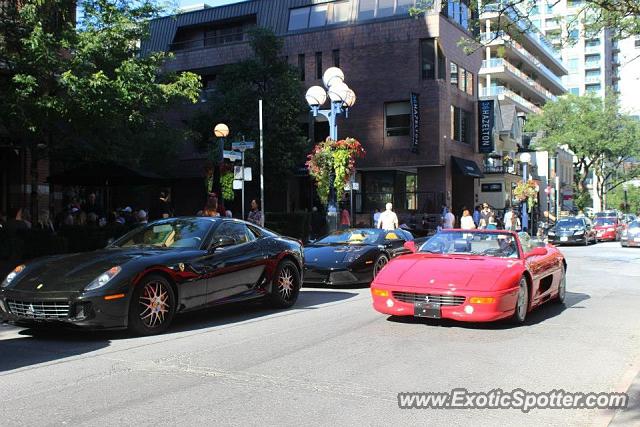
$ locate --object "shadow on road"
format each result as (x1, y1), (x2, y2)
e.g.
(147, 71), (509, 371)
(0, 289), (357, 373)
(386, 291), (591, 330)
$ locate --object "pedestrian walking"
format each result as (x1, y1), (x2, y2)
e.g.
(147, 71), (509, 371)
(473, 205), (481, 227)
(373, 208), (381, 228)
(377, 202), (399, 231)
(443, 207), (455, 229)
(460, 209), (476, 230)
(504, 207), (515, 231)
(247, 199), (264, 227)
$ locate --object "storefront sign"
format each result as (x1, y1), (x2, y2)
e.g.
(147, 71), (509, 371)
(478, 99), (494, 153)
(410, 92), (420, 153)
(481, 183), (502, 192)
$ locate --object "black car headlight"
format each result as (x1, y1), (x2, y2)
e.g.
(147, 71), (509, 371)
(85, 266), (122, 291)
(1, 264), (26, 288)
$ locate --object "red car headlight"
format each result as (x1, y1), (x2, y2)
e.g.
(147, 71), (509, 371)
(371, 288), (389, 297)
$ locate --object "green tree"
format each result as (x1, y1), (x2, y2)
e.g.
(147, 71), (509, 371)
(190, 27), (308, 210)
(606, 185), (640, 214)
(526, 94), (640, 210)
(0, 0), (201, 217)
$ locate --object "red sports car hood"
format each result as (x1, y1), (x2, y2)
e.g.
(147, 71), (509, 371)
(373, 253), (522, 291)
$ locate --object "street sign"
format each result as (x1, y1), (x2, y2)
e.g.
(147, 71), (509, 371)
(344, 182), (360, 191)
(231, 141), (255, 151)
(223, 150), (242, 161)
(234, 166), (252, 181)
(232, 179), (243, 190)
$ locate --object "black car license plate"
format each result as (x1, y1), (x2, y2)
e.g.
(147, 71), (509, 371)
(414, 301), (441, 318)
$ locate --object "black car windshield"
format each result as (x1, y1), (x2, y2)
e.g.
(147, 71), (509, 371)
(557, 218), (584, 228)
(316, 229), (384, 245)
(418, 231), (518, 258)
(594, 218), (616, 226)
(111, 218), (213, 249)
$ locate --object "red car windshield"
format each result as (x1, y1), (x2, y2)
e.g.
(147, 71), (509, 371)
(418, 231), (518, 258)
(594, 218), (616, 226)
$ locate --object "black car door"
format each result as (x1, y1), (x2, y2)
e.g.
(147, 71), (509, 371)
(204, 221), (265, 304)
(382, 230), (411, 257)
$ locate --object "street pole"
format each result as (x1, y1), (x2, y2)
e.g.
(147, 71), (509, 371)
(555, 176), (560, 218)
(522, 161), (528, 233)
(624, 185), (628, 213)
(259, 99), (265, 221)
(241, 145), (245, 221)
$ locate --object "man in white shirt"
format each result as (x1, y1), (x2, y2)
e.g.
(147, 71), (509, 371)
(377, 203), (399, 231)
(504, 207), (514, 231)
(443, 208), (455, 229)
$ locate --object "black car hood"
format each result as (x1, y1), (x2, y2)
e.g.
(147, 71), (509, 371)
(304, 244), (375, 266)
(10, 248), (169, 293)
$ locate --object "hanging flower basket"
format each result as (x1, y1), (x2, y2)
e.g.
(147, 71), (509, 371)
(306, 137), (365, 205)
(513, 179), (538, 212)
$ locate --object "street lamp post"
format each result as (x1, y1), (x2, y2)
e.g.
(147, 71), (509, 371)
(213, 123), (229, 203)
(520, 152), (531, 234)
(305, 67), (357, 232)
(623, 183), (629, 213)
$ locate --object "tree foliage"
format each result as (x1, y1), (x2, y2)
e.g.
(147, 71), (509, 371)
(0, 0), (201, 182)
(526, 94), (640, 210)
(190, 27), (308, 197)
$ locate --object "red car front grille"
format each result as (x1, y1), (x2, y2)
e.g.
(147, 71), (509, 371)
(392, 292), (466, 306)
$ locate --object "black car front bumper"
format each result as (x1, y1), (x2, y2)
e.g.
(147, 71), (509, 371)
(0, 288), (130, 330)
(303, 266), (372, 286)
(548, 233), (588, 245)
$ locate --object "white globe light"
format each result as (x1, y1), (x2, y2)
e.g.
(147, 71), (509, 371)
(305, 85), (327, 107)
(328, 82), (349, 103)
(519, 152), (531, 164)
(322, 67), (344, 88)
(343, 89), (356, 108)
(214, 123), (229, 138)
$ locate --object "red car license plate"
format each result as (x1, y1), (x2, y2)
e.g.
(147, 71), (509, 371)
(414, 301), (441, 318)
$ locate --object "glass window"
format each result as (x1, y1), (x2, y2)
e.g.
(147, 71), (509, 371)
(569, 87), (579, 95)
(214, 222), (254, 245)
(585, 84), (601, 93)
(567, 58), (579, 72)
(358, 0), (376, 20)
(437, 42), (446, 80)
(378, 0), (395, 17)
(288, 8), (310, 31)
(309, 4), (328, 27)
(420, 38), (435, 80)
(460, 2), (469, 29)
(458, 67), (466, 91)
(451, 106), (471, 143)
(315, 51), (323, 79)
(585, 69), (600, 77)
(332, 49), (340, 67)
(585, 38), (600, 47)
(385, 101), (411, 136)
(465, 70), (473, 95)
(452, 105), (461, 141)
(330, 1), (351, 24)
(113, 219), (213, 249)
(298, 54), (305, 81)
(396, 0), (414, 15)
(450, 62), (458, 87)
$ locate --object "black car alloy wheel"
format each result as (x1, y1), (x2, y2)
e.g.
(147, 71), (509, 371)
(128, 274), (176, 335)
(373, 254), (389, 277)
(268, 260), (301, 308)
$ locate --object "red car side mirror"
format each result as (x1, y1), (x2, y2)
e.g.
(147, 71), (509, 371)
(403, 241), (417, 253)
(527, 247), (548, 257)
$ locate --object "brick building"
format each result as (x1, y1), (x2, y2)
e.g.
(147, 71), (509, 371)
(144, 0), (485, 221)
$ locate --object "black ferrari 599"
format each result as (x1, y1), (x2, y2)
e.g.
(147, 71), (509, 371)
(0, 217), (304, 335)
(303, 228), (414, 286)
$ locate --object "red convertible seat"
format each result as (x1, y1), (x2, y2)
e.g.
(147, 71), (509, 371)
(470, 239), (500, 253)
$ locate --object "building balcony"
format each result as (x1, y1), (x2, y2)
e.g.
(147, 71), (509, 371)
(584, 61), (601, 70)
(480, 58), (559, 101)
(480, 86), (542, 115)
(584, 45), (601, 55)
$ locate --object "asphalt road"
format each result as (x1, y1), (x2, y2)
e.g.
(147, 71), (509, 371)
(1, 242), (639, 426)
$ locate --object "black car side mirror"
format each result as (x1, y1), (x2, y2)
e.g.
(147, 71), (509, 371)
(210, 236), (236, 252)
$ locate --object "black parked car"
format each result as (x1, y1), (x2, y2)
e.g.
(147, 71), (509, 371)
(547, 216), (596, 246)
(0, 217), (304, 335)
(303, 228), (414, 286)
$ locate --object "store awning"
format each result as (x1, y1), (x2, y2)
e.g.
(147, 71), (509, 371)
(451, 156), (484, 178)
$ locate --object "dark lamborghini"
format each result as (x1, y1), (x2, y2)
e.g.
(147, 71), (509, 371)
(303, 228), (414, 286)
(0, 217), (304, 335)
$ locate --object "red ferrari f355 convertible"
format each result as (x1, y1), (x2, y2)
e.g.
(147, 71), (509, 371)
(371, 230), (566, 324)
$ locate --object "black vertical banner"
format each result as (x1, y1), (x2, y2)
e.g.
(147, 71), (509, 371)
(478, 99), (494, 153)
(410, 92), (420, 153)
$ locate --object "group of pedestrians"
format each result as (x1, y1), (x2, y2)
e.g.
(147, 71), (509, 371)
(439, 203), (523, 232)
